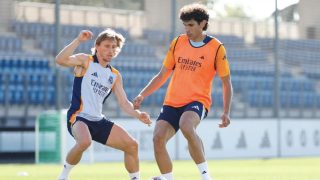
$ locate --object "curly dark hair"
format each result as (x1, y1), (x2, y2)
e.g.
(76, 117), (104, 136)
(179, 3), (209, 31)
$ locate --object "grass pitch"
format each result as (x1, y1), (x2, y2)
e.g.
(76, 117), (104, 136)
(0, 157), (319, 180)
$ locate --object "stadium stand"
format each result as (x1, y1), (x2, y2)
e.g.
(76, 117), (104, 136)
(1, 0), (320, 165)
(2, 24), (320, 116)
(0, 36), (22, 51)
(1, 21), (320, 162)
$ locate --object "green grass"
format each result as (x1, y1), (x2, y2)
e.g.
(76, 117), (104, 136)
(0, 158), (320, 180)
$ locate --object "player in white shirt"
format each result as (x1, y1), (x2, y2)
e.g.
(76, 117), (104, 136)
(56, 29), (152, 180)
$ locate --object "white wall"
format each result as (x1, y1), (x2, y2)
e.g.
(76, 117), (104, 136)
(299, 0), (320, 39)
(144, 0), (195, 33)
(60, 118), (320, 163)
(4, 117), (319, 162)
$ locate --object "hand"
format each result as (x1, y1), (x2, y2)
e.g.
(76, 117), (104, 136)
(77, 30), (93, 42)
(219, 113), (230, 128)
(133, 94), (144, 110)
(138, 111), (152, 126)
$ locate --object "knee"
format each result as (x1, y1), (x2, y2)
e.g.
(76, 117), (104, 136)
(153, 133), (166, 149)
(77, 139), (91, 151)
(124, 139), (138, 154)
(180, 124), (195, 140)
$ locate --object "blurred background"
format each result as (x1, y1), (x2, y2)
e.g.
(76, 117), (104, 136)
(0, 0), (320, 164)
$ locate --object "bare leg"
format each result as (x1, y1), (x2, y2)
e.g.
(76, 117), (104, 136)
(179, 111), (205, 164)
(106, 124), (139, 173)
(180, 111), (211, 180)
(153, 120), (176, 174)
(66, 121), (92, 164)
(58, 121), (92, 180)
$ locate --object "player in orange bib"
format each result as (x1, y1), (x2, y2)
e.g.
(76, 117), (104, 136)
(133, 3), (233, 180)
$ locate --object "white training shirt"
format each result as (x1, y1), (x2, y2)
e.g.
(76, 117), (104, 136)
(67, 55), (119, 122)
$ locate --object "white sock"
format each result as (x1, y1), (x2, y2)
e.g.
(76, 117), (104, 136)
(57, 162), (75, 180)
(197, 161), (212, 180)
(162, 172), (173, 180)
(129, 171), (140, 180)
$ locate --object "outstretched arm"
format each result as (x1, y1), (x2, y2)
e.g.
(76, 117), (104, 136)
(133, 66), (172, 109)
(219, 75), (233, 128)
(113, 73), (152, 125)
(55, 30), (93, 67)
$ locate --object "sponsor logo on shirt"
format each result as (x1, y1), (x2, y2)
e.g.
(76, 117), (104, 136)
(91, 79), (110, 97)
(177, 56), (202, 71)
(91, 72), (98, 77)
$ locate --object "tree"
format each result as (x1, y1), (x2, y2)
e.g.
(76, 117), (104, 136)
(204, 0), (251, 19)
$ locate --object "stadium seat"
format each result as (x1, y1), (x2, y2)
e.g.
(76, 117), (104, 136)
(10, 85), (24, 104)
(0, 86), (4, 104)
(47, 86), (56, 105)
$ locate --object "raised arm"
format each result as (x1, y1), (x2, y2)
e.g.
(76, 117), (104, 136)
(113, 73), (152, 125)
(133, 66), (172, 109)
(55, 30), (93, 67)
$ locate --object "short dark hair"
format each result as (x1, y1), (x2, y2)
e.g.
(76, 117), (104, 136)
(179, 3), (209, 31)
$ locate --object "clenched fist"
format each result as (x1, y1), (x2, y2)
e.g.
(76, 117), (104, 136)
(219, 113), (230, 128)
(77, 30), (93, 42)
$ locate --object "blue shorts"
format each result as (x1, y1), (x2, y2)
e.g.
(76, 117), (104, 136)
(67, 116), (114, 145)
(157, 101), (208, 132)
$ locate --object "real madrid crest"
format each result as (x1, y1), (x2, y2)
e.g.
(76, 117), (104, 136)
(108, 76), (114, 84)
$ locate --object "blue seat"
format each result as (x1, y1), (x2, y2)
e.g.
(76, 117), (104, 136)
(9, 72), (23, 84)
(47, 86), (56, 105)
(47, 71), (56, 85)
(247, 90), (273, 107)
(2, 59), (12, 72)
(287, 92), (300, 108)
(125, 88), (135, 101)
(28, 86), (37, 104)
(24, 60), (36, 72)
(12, 21), (22, 35)
(0, 39), (5, 50)
(38, 86), (45, 105)
(212, 91), (223, 107)
(155, 88), (165, 105)
(316, 95), (320, 108)
(262, 91), (273, 107)
(8, 85), (22, 104)
(302, 81), (314, 91)
(302, 93), (316, 107)
(28, 73), (41, 86)
(0, 86), (4, 104)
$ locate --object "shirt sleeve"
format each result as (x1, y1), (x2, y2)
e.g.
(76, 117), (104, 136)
(216, 45), (230, 77)
(110, 67), (120, 90)
(162, 37), (178, 70)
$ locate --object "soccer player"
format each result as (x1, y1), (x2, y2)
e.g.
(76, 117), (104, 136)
(56, 29), (152, 180)
(133, 3), (233, 180)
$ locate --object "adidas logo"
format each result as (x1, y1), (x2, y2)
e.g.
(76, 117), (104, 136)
(223, 55), (227, 60)
(199, 56), (205, 60)
(191, 105), (200, 111)
(202, 170), (207, 174)
(131, 177), (137, 180)
(91, 72), (98, 78)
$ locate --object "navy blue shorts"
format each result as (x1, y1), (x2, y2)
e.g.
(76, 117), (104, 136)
(67, 116), (114, 145)
(157, 101), (208, 132)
